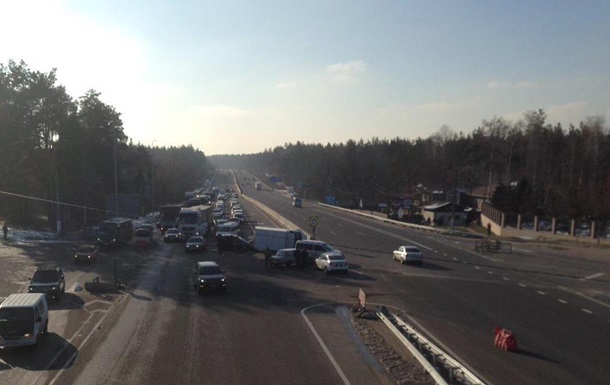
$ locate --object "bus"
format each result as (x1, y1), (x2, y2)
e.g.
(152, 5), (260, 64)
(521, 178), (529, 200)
(178, 205), (211, 241)
(97, 217), (134, 247)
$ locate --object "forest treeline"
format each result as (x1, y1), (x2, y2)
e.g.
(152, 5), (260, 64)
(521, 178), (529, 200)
(212, 110), (610, 227)
(0, 60), (212, 229)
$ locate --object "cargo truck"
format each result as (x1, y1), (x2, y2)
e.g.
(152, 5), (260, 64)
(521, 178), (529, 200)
(253, 226), (306, 252)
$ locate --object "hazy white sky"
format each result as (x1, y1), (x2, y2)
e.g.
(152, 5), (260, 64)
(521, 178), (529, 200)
(2, 0), (609, 155)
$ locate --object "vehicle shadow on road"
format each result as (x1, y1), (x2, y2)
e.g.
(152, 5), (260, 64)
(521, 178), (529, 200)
(0, 334), (77, 371)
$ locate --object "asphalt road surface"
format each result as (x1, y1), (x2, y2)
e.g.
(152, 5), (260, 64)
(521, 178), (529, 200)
(1, 171), (609, 385)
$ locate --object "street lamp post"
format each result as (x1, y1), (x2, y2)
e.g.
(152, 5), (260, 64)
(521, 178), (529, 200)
(113, 127), (118, 214)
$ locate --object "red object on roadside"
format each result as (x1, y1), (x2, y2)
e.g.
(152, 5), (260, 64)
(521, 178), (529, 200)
(493, 326), (518, 352)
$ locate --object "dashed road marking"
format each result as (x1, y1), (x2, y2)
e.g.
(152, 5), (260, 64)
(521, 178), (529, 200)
(582, 308), (593, 314)
(583, 272), (604, 280)
(488, 271), (494, 275)
(537, 291), (546, 296)
(519, 283), (527, 288)
(502, 277), (509, 281)
(475, 266), (481, 270)
(558, 299), (568, 304)
(452, 257), (458, 261)
(330, 231), (337, 235)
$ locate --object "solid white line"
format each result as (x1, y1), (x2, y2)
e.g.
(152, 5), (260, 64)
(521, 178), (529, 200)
(301, 305), (352, 385)
(558, 299), (568, 304)
(583, 272), (605, 280)
(582, 308), (593, 314)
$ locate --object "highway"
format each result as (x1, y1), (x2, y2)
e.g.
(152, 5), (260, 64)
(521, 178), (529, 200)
(0, 170), (608, 385)
(238, 171), (610, 385)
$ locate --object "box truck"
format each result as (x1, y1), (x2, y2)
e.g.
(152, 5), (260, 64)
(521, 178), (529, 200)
(253, 226), (306, 252)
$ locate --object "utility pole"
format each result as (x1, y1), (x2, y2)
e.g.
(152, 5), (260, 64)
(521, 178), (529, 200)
(151, 140), (157, 214)
(113, 126), (118, 214)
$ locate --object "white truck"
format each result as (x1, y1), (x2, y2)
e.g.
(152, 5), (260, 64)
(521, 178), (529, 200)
(253, 226), (306, 252)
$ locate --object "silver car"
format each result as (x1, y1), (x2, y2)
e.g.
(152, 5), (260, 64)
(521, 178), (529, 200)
(269, 248), (296, 267)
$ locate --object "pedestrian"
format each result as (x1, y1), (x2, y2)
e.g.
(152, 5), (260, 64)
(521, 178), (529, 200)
(300, 248), (309, 269)
(2, 223), (7, 241)
(217, 236), (224, 256)
(295, 247), (302, 267)
(264, 247), (272, 267)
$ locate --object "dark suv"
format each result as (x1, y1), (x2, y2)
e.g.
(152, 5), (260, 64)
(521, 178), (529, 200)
(28, 264), (66, 300)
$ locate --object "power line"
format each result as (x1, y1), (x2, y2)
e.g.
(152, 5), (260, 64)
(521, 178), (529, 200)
(0, 190), (134, 218)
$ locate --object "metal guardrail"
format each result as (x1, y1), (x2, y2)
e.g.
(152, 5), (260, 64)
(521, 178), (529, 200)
(377, 307), (487, 385)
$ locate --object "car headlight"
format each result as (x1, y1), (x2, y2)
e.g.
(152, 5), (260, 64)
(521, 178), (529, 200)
(221, 278), (225, 282)
(52, 286), (57, 291)
(23, 333), (32, 338)
(28, 287), (33, 292)
(200, 279), (205, 283)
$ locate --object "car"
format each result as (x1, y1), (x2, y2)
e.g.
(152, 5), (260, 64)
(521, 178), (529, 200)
(392, 245), (424, 265)
(0, 293), (49, 348)
(315, 251), (349, 273)
(74, 244), (98, 263)
(216, 232), (252, 252)
(292, 197), (302, 207)
(192, 261), (227, 293)
(294, 240), (341, 264)
(164, 228), (180, 242)
(269, 248), (296, 267)
(185, 235), (206, 253)
(28, 264), (66, 300)
(217, 222), (239, 233)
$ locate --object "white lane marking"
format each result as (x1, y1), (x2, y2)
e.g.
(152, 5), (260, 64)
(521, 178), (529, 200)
(513, 248), (534, 253)
(558, 299), (568, 304)
(502, 277), (509, 281)
(337, 223), (344, 227)
(582, 309), (593, 314)
(519, 283), (527, 288)
(537, 291), (546, 296)
(488, 271), (494, 275)
(443, 253), (448, 257)
(452, 257), (458, 261)
(301, 305), (352, 385)
(583, 272), (605, 280)
(350, 270), (363, 275)
(357, 231), (364, 236)
(330, 231), (337, 236)
(475, 266), (481, 270)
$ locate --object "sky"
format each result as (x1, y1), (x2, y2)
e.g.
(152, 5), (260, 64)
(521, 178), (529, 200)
(1, 0), (609, 155)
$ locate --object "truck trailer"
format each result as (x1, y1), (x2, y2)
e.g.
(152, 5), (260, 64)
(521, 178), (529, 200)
(253, 226), (306, 252)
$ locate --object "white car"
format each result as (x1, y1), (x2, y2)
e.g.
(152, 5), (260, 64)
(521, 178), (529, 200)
(393, 245), (423, 265)
(315, 251), (348, 273)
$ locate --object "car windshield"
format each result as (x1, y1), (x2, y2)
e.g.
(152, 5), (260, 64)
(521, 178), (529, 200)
(189, 237), (204, 243)
(321, 244), (334, 252)
(32, 270), (60, 283)
(199, 266), (222, 275)
(167, 229), (178, 234)
(0, 308), (33, 323)
(404, 247), (420, 252)
(328, 254), (344, 261)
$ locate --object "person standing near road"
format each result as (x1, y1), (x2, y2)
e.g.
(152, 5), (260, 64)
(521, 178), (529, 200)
(300, 248), (308, 268)
(264, 247), (272, 267)
(2, 223), (7, 240)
